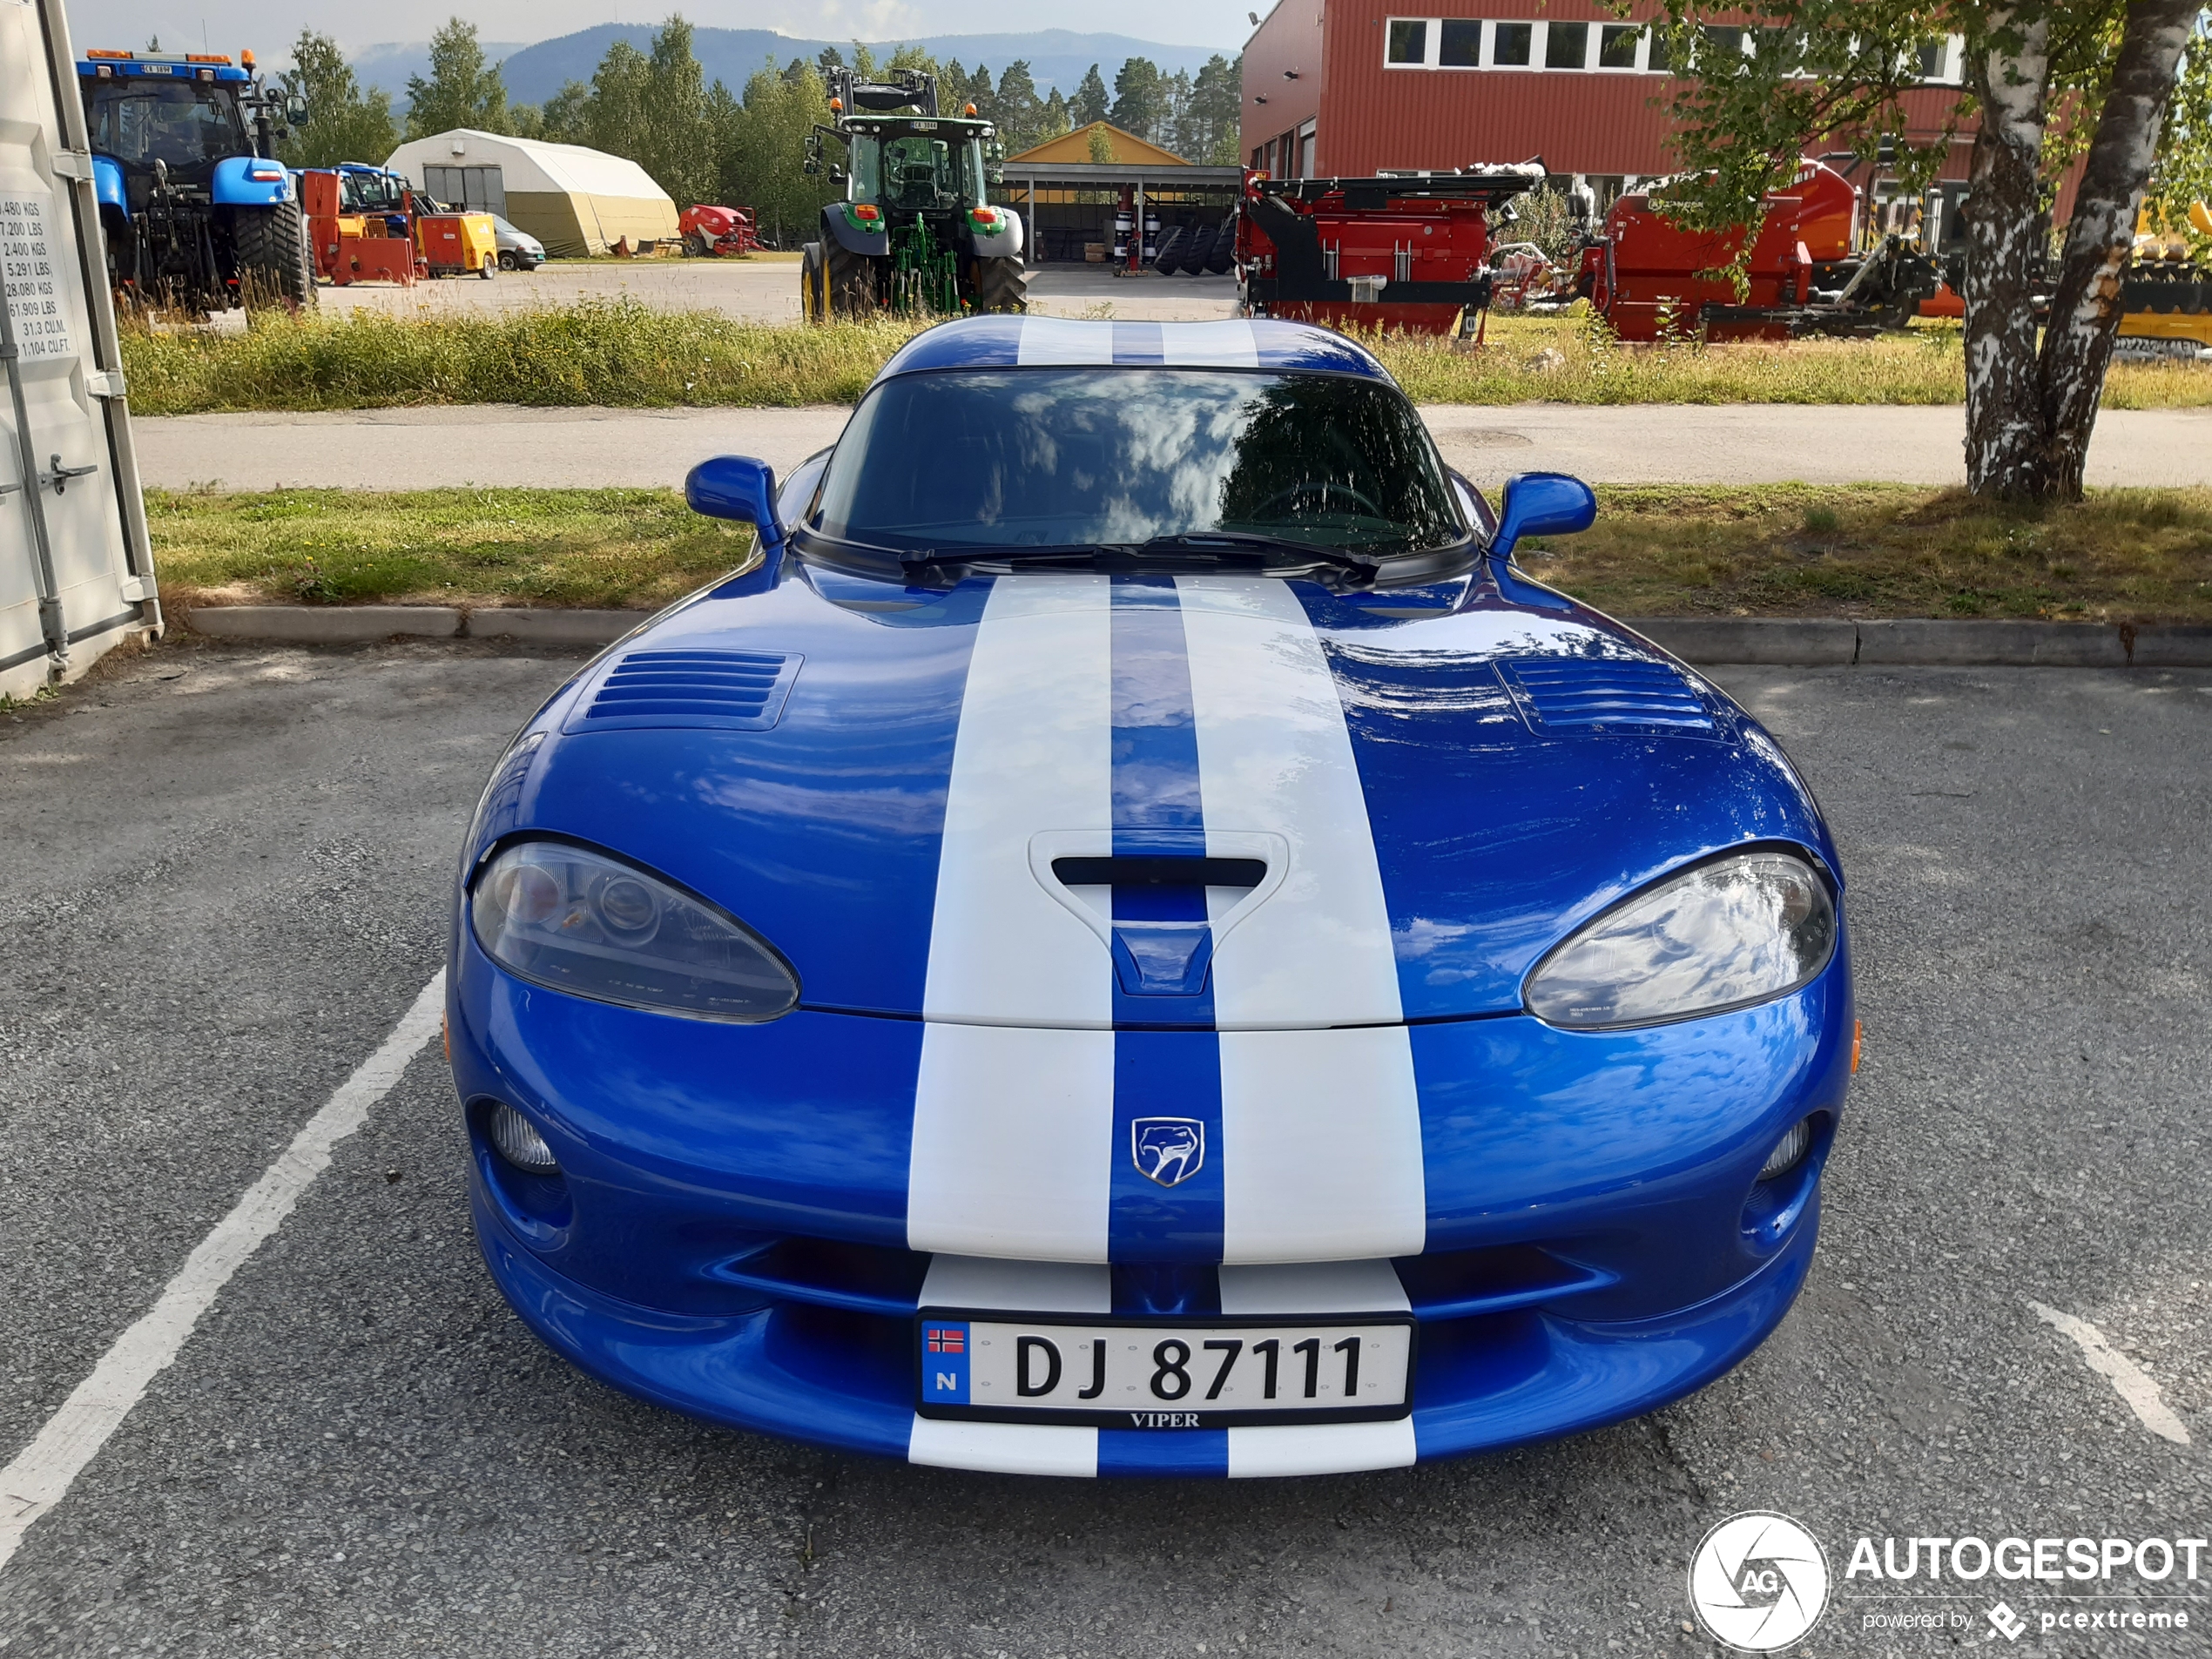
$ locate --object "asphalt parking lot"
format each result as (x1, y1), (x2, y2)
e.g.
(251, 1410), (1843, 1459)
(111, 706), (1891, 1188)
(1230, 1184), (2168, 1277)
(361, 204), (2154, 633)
(1, 641), (2207, 1657)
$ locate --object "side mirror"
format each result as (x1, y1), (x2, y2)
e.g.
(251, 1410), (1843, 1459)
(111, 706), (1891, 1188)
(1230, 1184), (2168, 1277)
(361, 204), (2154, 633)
(1489, 471), (1595, 565)
(686, 455), (786, 550)
(1487, 472), (1594, 608)
(286, 94), (308, 125)
(802, 157), (821, 175)
(985, 164), (1004, 186)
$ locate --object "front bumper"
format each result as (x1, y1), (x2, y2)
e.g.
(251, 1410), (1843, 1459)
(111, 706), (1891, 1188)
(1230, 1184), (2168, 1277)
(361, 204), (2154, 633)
(451, 927), (1849, 1476)
(475, 1191), (1819, 1476)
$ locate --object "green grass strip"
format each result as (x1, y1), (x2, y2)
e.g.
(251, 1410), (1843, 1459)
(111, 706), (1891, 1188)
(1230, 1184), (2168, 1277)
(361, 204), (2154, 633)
(118, 302), (2212, 415)
(151, 482), (2212, 623)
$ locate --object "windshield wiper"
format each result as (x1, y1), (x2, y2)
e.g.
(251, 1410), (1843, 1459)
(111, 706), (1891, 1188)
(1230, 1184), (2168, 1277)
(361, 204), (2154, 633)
(896, 534), (1384, 578)
(1131, 531), (1384, 577)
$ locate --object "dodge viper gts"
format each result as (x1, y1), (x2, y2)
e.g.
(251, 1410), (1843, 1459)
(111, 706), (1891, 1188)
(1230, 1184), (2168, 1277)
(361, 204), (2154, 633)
(446, 315), (1854, 1478)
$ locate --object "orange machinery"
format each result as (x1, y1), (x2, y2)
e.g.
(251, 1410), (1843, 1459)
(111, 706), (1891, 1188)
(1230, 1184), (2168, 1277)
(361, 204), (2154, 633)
(300, 166), (498, 285)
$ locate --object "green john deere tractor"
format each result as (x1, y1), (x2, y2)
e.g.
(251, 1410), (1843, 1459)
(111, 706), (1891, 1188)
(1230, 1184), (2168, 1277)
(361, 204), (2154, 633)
(800, 68), (1028, 322)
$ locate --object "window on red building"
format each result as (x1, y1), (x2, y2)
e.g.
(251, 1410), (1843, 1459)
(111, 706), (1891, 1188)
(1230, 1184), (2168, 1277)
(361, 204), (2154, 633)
(1440, 19), (1481, 66)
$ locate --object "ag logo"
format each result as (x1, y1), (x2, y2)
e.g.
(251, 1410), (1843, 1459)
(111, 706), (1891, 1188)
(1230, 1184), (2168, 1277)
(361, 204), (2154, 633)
(1688, 1512), (1831, 1652)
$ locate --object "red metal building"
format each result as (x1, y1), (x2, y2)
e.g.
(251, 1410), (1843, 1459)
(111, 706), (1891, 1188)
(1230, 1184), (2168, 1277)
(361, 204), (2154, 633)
(1241, 0), (1973, 210)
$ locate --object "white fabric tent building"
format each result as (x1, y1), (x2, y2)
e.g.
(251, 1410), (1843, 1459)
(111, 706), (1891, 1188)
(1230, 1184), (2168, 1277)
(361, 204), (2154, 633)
(383, 130), (680, 258)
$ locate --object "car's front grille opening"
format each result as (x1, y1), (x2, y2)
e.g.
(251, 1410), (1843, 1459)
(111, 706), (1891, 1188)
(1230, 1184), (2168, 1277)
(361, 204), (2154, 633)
(705, 1235), (1614, 1327)
(1394, 1243), (1616, 1322)
(711, 1235), (929, 1318)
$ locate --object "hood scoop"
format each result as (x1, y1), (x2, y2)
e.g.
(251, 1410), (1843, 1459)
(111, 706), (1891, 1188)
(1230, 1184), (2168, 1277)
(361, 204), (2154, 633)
(1499, 657), (1716, 738)
(566, 648), (802, 734)
(1030, 831), (1290, 998)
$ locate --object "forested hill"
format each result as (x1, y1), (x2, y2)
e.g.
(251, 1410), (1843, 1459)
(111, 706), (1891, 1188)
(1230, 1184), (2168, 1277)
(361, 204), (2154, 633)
(354, 26), (1236, 105)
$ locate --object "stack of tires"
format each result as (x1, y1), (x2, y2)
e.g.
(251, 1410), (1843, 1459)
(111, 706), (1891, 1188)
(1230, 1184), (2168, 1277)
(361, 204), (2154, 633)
(1150, 216), (1236, 276)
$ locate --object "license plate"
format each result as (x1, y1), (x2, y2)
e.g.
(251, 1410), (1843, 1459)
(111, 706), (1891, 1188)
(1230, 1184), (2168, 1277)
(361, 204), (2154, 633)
(914, 1312), (1414, 1428)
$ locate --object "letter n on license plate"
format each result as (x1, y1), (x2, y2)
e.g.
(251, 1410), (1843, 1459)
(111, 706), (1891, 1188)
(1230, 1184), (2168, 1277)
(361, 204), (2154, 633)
(914, 1312), (1413, 1428)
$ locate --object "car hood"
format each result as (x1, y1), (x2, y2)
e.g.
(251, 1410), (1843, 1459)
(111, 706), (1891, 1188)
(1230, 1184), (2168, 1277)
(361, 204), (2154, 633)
(482, 557), (1838, 1028)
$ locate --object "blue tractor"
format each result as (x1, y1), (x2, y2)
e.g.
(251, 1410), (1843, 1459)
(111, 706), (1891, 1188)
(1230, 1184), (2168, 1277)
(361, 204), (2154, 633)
(78, 49), (314, 313)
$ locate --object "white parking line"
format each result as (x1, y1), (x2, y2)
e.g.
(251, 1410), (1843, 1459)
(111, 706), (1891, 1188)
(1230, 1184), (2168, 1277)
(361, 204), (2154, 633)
(2027, 1299), (2194, 1446)
(0, 973), (447, 1576)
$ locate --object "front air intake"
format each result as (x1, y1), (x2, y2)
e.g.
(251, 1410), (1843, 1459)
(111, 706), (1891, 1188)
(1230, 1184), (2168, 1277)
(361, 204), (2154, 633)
(1499, 658), (1716, 737)
(569, 649), (802, 733)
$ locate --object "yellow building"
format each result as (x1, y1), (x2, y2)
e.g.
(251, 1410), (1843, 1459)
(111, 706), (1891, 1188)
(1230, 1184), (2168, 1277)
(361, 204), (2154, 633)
(1005, 123), (1190, 168)
(1001, 125), (1238, 263)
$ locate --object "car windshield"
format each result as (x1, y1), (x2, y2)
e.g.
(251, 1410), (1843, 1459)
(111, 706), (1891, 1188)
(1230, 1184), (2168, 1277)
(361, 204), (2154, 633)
(86, 80), (247, 171)
(810, 368), (1463, 559)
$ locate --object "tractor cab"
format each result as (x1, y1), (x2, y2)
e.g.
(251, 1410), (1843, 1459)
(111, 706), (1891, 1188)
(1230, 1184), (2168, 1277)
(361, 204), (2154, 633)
(77, 49), (313, 313)
(82, 69), (252, 203)
(847, 124), (990, 218)
(799, 69), (1027, 320)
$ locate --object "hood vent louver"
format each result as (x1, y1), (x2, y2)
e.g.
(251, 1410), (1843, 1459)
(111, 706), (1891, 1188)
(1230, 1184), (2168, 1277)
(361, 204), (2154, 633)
(1500, 658), (1716, 738)
(568, 648), (803, 733)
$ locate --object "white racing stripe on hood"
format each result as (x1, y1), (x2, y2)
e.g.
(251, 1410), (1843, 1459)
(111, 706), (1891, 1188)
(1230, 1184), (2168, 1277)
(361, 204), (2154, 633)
(1174, 577), (1402, 1028)
(921, 573), (1114, 1026)
(909, 575), (1116, 1261)
(1176, 577), (1426, 1263)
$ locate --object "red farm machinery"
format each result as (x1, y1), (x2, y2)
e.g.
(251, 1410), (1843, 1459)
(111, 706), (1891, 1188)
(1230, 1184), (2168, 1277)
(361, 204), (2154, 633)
(1234, 165), (1548, 336)
(679, 205), (761, 257)
(1573, 158), (1940, 341)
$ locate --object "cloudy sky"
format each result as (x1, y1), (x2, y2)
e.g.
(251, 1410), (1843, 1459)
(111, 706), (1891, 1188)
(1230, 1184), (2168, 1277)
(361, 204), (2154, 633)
(68, 0), (1258, 57)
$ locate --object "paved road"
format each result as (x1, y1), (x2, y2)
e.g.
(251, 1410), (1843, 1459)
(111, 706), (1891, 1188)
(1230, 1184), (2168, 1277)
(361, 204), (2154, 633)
(2, 641), (2208, 1656)
(136, 401), (2212, 493)
(305, 256), (1238, 324)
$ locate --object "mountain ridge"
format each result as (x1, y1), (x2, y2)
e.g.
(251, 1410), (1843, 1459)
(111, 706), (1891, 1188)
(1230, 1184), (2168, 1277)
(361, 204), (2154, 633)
(352, 25), (1239, 108)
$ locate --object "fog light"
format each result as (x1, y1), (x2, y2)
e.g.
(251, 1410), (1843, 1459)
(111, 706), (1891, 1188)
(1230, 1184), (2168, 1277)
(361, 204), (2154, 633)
(1757, 1117), (1813, 1181)
(488, 1103), (560, 1175)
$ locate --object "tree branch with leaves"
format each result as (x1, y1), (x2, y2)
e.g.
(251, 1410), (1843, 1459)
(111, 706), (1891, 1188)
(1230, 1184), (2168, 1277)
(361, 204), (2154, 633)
(1645, 1), (2208, 502)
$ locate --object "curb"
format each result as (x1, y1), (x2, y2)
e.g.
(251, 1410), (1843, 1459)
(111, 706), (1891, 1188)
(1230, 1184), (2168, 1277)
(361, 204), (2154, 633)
(180, 606), (643, 646)
(173, 607), (2212, 669)
(1630, 617), (2212, 669)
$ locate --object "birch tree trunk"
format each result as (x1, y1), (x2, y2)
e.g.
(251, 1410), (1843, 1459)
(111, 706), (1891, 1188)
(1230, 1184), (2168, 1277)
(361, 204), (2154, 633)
(1965, 1), (2200, 502)
(2037, 0), (2201, 497)
(1961, 9), (2053, 499)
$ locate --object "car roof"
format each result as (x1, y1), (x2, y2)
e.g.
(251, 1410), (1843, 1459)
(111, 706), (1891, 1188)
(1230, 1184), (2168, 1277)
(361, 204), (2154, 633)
(875, 316), (1395, 385)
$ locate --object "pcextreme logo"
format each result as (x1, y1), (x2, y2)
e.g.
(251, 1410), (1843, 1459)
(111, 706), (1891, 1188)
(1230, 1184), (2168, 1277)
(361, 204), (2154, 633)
(1688, 1512), (1833, 1652)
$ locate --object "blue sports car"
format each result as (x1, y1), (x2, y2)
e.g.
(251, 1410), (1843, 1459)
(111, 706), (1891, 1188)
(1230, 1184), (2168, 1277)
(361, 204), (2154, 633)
(447, 316), (1854, 1478)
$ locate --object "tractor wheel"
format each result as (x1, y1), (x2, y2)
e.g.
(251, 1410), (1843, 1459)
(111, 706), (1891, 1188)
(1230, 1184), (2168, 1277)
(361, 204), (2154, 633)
(799, 243), (823, 323)
(826, 239), (881, 318)
(968, 255), (1028, 314)
(234, 200), (316, 311)
(1151, 226), (1187, 274)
